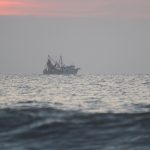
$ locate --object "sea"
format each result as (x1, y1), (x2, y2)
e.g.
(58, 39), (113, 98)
(0, 74), (150, 150)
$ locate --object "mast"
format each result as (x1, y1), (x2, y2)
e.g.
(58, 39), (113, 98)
(59, 55), (63, 68)
(47, 54), (54, 72)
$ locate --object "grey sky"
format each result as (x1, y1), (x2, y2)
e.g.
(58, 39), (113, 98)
(0, 1), (150, 74)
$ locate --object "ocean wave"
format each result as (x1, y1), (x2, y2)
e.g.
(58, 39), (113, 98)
(0, 107), (150, 150)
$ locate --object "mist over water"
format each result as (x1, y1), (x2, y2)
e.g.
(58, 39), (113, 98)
(0, 74), (150, 150)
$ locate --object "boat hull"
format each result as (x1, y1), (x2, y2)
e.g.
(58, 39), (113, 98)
(43, 67), (80, 75)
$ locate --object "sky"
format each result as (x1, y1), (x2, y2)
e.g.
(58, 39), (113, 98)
(0, 0), (150, 74)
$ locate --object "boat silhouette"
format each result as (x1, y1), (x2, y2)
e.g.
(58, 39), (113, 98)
(43, 55), (80, 75)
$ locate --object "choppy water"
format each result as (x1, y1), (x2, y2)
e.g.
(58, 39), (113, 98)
(0, 74), (150, 150)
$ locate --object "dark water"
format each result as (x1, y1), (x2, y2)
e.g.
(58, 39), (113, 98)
(0, 74), (150, 149)
(0, 107), (150, 150)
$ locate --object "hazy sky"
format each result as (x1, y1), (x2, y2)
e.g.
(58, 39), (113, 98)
(0, 0), (150, 74)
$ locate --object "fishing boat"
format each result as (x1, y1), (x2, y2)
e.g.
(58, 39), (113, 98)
(43, 55), (80, 75)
